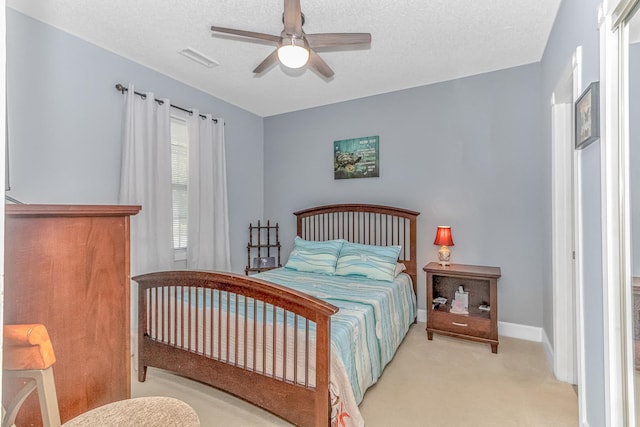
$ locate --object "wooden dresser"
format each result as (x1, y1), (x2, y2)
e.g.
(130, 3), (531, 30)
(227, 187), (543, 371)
(3, 204), (140, 426)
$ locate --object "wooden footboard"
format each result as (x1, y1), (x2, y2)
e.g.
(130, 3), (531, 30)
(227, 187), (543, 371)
(133, 270), (338, 427)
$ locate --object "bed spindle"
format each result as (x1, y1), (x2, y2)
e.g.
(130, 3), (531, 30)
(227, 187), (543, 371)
(271, 305), (276, 377)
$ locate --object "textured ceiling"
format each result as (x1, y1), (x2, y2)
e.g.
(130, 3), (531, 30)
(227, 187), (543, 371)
(7, 0), (562, 117)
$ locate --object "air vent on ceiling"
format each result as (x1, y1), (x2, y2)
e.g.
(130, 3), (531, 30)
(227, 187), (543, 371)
(178, 47), (219, 68)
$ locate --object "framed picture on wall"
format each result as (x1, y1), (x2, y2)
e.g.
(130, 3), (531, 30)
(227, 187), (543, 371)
(575, 81), (600, 150)
(334, 135), (380, 179)
(252, 256), (276, 268)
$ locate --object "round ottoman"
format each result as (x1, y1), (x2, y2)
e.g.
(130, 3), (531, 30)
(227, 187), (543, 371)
(62, 396), (200, 427)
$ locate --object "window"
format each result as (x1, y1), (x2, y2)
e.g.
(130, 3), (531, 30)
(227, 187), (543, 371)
(170, 116), (188, 253)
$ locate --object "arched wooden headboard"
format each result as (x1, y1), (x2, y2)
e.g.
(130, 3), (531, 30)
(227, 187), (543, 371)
(294, 203), (420, 293)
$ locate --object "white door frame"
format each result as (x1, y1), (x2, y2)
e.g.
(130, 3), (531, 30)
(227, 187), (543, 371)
(551, 46), (587, 420)
(600, 0), (637, 424)
(551, 46), (587, 422)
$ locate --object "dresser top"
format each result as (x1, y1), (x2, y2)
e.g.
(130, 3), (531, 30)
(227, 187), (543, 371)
(6, 204), (141, 217)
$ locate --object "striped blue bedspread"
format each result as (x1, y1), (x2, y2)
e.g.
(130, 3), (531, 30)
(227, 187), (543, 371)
(255, 268), (416, 404)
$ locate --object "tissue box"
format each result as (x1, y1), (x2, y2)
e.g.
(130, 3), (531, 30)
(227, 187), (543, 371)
(454, 290), (469, 311)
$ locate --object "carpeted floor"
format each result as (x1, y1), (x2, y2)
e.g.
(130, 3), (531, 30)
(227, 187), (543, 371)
(131, 322), (578, 426)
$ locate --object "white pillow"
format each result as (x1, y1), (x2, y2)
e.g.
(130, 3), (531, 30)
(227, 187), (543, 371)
(394, 262), (407, 277)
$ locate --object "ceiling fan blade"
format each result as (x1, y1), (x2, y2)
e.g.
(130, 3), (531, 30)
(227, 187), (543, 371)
(211, 25), (281, 43)
(253, 50), (280, 74)
(283, 0), (303, 36)
(308, 49), (334, 78)
(305, 33), (372, 49)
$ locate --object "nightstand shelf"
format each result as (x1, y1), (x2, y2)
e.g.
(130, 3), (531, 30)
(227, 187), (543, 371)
(424, 262), (501, 353)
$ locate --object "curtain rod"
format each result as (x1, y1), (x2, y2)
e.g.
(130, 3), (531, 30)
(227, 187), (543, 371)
(115, 83), (218, 123)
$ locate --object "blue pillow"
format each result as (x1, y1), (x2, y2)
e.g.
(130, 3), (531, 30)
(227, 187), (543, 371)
(284, 237), (344, 275)
(335, 242), (401, 282)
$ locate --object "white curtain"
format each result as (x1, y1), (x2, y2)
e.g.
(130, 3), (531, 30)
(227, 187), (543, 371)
(119, 84), (174, 275)
(186, 111), (231, 271)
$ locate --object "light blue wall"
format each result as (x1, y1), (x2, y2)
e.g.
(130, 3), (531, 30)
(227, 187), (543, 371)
(263, 64), (545, 327)
(540, 0), (604, 424)
(6, 9), (264, 273)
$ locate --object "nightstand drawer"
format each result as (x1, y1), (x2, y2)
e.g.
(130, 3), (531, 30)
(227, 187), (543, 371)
(430, 312), (491, 338)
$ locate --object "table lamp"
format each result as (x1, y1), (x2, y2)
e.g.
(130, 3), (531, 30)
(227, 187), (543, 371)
(433, 226), (454, 266)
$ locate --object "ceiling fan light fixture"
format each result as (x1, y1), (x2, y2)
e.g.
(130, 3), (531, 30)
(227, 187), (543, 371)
(277, 38), (309, 69)
(211, 1), (371, 78)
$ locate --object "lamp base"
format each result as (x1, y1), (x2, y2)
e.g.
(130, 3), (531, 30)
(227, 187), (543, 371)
(438, 245), (451, 266)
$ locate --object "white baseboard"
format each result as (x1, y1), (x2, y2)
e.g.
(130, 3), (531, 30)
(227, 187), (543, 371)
(417, 309), (544, 343)
(498, 321), (542, 342)
(541, 327), (554, 368)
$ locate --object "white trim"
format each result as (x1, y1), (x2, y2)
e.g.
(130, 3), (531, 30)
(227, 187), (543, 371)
(498, 321), (543, 342)
(600, 10), (622, 425)
(570, 44), (589, 424)
(612, 0), (640, 27)
(551, 45), (582, 386)
(599, 1), (638, 423)
(605, 1), (639, 425)
(570, 42), (589, 427)
(551, 101), (576, 382)
(542, 327), (554, 368)
(417, 308), (426, 323)
(574, 145), (589, 425)
(617, 19), (637, 427)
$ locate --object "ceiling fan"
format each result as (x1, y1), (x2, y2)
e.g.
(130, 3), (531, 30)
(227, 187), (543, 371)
(211, 0), (371, 78)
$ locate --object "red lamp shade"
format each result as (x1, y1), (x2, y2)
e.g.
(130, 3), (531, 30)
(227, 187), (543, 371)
(433, 226), (454, 246)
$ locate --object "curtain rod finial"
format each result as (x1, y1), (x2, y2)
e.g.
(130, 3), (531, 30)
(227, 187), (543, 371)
(115, 83), (127, 94)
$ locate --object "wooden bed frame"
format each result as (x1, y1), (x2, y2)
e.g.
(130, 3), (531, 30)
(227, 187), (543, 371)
(133, 204), (419, 427)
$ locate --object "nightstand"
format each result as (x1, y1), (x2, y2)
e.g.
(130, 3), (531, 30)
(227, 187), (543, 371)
(424, 262), (501, 353)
